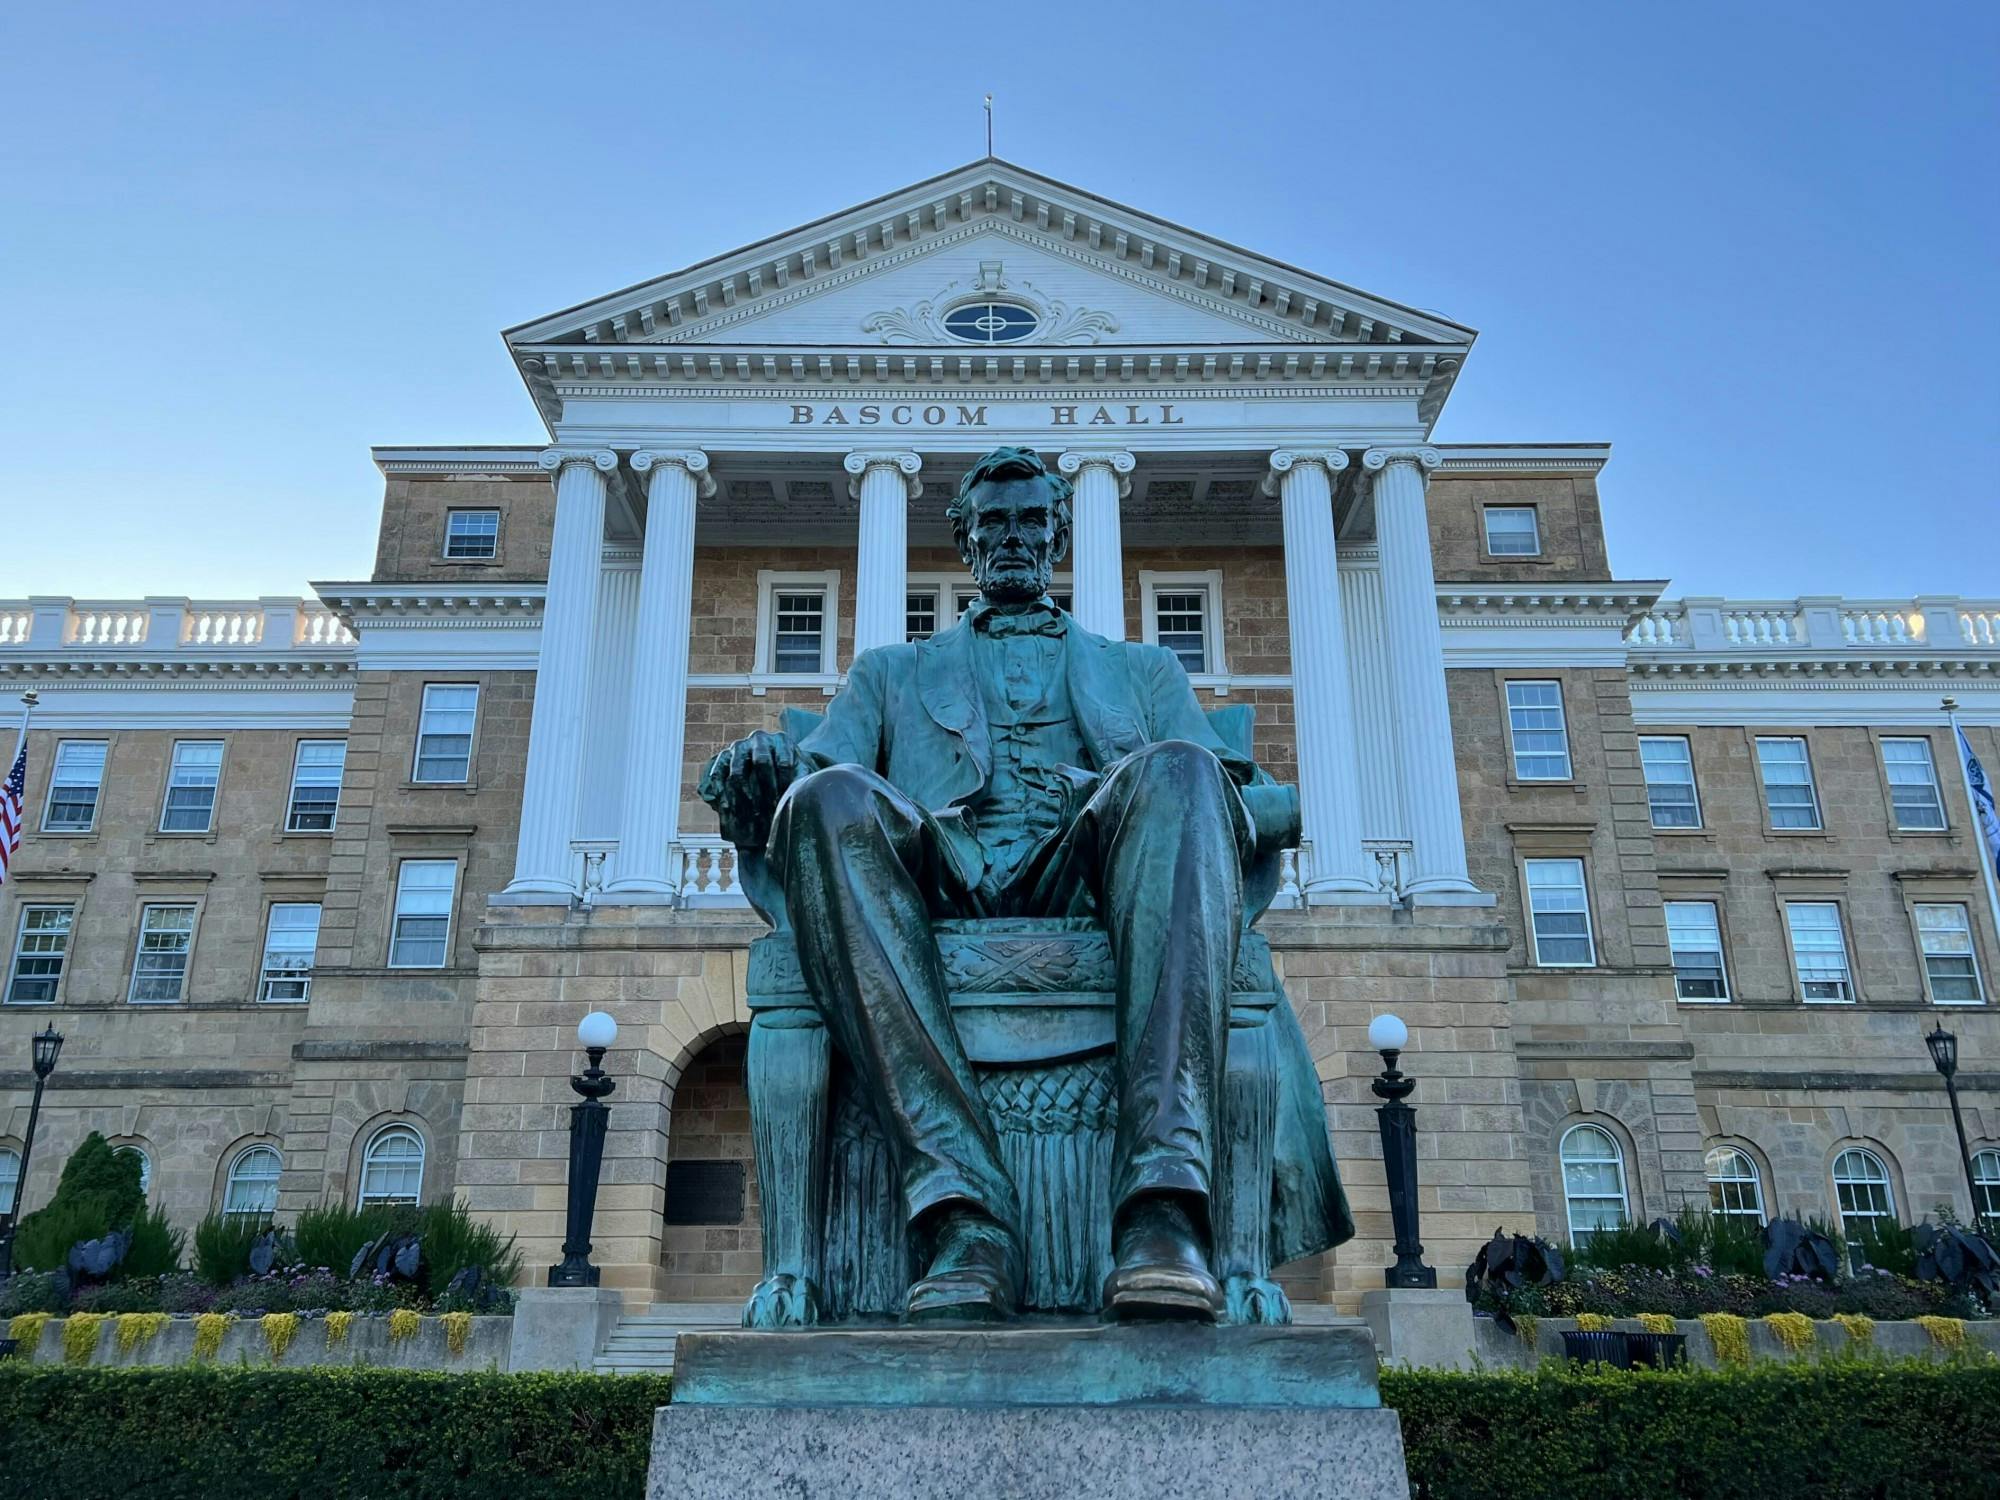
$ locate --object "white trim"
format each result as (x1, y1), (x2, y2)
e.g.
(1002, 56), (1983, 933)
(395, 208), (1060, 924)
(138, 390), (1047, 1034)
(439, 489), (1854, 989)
(1139, 569), (1228, 679)
(1559, 1122), (1630, 1241)
(357, 1123), (426, 1208)
(388, 858), (458, 970)
(1524, 856), (1597, 968)
(754, 569), (842, 677)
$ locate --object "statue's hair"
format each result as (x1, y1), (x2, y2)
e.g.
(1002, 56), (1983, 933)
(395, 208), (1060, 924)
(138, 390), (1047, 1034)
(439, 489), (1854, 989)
(947, 447), (1074, 562)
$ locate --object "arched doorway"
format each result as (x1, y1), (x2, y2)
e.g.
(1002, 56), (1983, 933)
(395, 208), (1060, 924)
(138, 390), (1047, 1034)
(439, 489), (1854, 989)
(660, 1030), (763, 1304)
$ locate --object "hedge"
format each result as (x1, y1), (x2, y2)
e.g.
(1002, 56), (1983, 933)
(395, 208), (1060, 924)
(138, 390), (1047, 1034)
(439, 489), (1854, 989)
(1, 1362), (1996, 1499)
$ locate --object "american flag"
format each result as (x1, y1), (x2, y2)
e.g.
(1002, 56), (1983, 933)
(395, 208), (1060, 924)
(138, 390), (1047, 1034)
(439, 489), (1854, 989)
(0, 736), (23, 885)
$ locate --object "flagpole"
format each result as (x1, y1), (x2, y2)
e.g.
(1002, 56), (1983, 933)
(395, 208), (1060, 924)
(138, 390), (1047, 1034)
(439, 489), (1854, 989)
(7, 689), (32, 769)
(1944, 694), (2000, 970)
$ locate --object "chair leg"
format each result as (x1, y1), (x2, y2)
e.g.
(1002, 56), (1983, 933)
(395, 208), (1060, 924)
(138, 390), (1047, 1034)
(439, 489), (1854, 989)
(1216, 1011), (1291, 1325)
(743, 1007), (829, 1329)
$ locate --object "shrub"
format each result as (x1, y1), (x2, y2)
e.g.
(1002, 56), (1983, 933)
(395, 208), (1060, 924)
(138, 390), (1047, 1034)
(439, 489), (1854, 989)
(192, 1214), (276, 1287)
(122, 1204), (185, 1279)
(1569, 1219), (1679, 1273)
(291, 1202), (404, 1278)
(0, 1272), (67, 1317)
(10, 1136), (144, 1271)
(415, 1199), (522, 1294)
(9, 1196), (111, 1275)
(1849, 1218), (1917, 1277)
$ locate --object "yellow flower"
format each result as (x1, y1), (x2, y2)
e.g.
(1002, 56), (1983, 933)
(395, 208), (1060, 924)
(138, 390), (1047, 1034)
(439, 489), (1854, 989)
(62, 1313), (108, 1367)
(8, 1312), (51, 1356)
(262, 1312), (300, 1362)
(1916, 1315), (1967, 1352)
(1699, 1312), (1750, 1367)
(115, 1312), (169, 1354)
(324, 1310), (354, 1349)
(387, 1308), (422, 1344)
(1762, 1312), (1815, 1354)
(1636, 1313), (1678, 1335)
(439, 1310), (472, 1359)
(193, 1313), (235, 1361)
(1513, 1313), (1539, 1348)
(1575, 1313), (1615, 1332)
(1832, 1313), (1874, 1346)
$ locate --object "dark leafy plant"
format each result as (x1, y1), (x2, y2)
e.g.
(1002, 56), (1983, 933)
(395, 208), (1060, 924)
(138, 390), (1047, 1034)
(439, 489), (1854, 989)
(0, 1271), (67, 1317)
(292, 1202), (403, 1277)
(9, 1135), (149, 1276)
(1849, 1218), (1918, 1278)
(1762, 1216), (1842, 1282)
(435, 1265), (513, 1315)
(1466, 1229), (1565, 1329)
(349, 1231), (423, 1283)
(1914, 1223), (2000, 1305)
(67, 1228), (132, 1283)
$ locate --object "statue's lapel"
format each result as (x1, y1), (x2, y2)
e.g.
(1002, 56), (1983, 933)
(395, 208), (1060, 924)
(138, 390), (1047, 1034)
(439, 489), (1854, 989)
(915, 619), (991, 785)
(1064, 616), (1147, 766)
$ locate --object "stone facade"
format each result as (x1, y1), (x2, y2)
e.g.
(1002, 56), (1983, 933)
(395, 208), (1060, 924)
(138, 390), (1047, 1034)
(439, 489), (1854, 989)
(4, 159), (1997, 1320)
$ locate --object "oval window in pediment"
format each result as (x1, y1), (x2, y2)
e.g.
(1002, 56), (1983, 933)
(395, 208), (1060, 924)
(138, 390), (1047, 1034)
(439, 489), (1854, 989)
(941, 301), (1039, 343)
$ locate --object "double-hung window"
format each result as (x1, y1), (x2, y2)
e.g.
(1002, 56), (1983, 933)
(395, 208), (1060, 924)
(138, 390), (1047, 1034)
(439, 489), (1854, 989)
(285, 741), (346, 831)
(42, 740), (108, 832)
(358, 1125), (424, 1208)
(905, 590), (941, 642)
(1524, 857), (1595, 966)
(1881, 738), (1946, 830)
(260, 903), (321, 1002)
(1665, 900), (1728, 1000)
(444, 509), (500, 560)
(1153, 590), (1210, 675)
(1639, 736), (1701, 829)
(160, 741), (224, 832)
(1832, 1148), (1896, 1254)
(414, 685), (477, 783)
(1916, 903), (1983, 1004)
(1756, 737), (1821, 830)
(390, 861), (457, 968)
(1560, 1124), (1628, 1241)
(1975, 1151), (2000, 1227)
(1506, 682), (1571, 780)
(7, 905), (73, 1004)
(0, 1148), (18, 1215)
(772, 592), (826, 674)
(1483, 506), (1541, 557)
(1785, 901), (1853, 1002)
(129, 904), (197, 1003)
(1705, 1147), (1765, 1221)
(222, 1146), (282, 1219)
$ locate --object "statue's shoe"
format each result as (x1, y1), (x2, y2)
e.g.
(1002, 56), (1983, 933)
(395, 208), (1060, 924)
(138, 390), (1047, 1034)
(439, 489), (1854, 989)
(1102, 1197), (1223, 1322)
(905, 1210), (1021, 1323)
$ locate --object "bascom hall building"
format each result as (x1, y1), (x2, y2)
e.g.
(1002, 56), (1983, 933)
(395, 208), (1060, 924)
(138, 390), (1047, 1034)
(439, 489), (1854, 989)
(3, 158), (1998, 1318)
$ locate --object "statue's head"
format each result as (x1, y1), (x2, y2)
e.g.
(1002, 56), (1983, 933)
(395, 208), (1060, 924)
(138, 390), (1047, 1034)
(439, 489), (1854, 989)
(948, 447), (1074, 605)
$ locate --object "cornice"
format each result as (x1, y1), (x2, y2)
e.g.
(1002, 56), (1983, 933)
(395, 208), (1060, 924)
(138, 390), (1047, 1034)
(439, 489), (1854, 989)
(1628, 657), (2000, 682)
(1436, 583), (1666, 621)
(0, 661), (354, 685)
(1432, 445), (1611, 477)
(311, 583), (547, 634)
(371, 448), (545, 478)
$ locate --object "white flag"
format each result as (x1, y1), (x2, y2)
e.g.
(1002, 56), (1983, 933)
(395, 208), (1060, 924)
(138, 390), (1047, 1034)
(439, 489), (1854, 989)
(1961, 726), (2000, 887)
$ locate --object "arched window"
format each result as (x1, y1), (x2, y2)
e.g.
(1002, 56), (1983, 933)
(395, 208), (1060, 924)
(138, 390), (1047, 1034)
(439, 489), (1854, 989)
(222, 1145), (282, 1219)
(1973, 1149), (2000, 1227)
(1560, 1123), (1629, 1242)
(1705, 1146), (1766, 1222)
(1831, 1147), (1896, 1239)
(115, 1144), (152, 1197)
(357, 1125), (424, 1208)
(0, 1147), (19, 1216)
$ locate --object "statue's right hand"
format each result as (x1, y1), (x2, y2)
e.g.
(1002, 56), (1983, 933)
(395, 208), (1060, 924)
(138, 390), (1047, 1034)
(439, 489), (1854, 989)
(697, 730), (800, 851)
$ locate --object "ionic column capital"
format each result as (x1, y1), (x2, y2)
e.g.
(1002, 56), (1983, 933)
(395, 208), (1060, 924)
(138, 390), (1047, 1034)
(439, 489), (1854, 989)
(1056, 449), (1137, 498)
(537, 446), (618, 478)
(1360, 446), (1442, 476)
(631, 449), (716, 498)
(843, 450), (923, 500)
(1260, 449), (1349, 496)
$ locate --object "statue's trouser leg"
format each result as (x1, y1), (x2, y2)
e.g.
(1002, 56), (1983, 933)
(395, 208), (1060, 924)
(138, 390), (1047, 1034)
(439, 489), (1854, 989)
(770, 765), (1022, 1237)
(1061, 739), (1248, 1231)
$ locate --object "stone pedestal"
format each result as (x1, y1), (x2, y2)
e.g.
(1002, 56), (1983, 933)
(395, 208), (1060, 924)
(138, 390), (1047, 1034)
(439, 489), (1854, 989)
(649, 1324), (1411, 1499)
(1360, 1286), (1479, 1371)
(506, 1286), (623, 1371)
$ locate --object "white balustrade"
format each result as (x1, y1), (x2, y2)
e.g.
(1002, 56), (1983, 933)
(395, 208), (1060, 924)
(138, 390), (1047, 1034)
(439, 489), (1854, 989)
(1964, 610), (2000, 648)
(676, 839), (747, 906)
(1720, 606), (1802, 646)
(0, 609), (30, 646)
(69, 607), (148, 646)
(0, 598), (358, 654)
(187, 604), (266, 646)
(1629, 596), (2000, 656)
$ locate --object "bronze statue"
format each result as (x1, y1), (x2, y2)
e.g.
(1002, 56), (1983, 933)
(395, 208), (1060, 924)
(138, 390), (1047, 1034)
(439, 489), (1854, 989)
(701, 447), (1350, 1326)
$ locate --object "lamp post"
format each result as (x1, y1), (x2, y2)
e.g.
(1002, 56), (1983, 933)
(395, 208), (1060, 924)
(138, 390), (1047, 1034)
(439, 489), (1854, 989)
(1369, 1013), (1435, 1288)
(1926, 1023), (1984, 1226)
(0, 1024), (66, 1280)
(548, 1011), (618, 1288)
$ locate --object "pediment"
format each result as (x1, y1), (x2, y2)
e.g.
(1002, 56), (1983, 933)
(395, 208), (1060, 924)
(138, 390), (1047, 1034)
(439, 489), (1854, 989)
(506, 159), (1475, 354)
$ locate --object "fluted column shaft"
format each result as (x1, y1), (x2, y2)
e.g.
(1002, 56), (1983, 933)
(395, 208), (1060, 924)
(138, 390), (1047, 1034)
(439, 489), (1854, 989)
(603, 450), (712, 900)
(505, 448), (617, 900)
(846, 451), (922, 654)
(1366, 446), (1477, 895)
(1057, 449), (1134, 638)
(1266, 451), (1374, 895)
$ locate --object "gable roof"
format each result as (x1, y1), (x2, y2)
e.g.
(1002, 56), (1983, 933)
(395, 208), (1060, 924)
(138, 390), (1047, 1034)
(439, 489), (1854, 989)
(504, 157), (1476, 352)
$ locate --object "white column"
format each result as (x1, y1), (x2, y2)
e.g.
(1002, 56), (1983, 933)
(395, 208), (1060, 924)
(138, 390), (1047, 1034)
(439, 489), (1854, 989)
(504, 447), (617, 901)
(1364, 446), (1478, 896)
(1264, 450), (1375, 896)
(602, 450), (713, 901)
(844, 451), (923, 654)
(1056, 449), (1135, 638)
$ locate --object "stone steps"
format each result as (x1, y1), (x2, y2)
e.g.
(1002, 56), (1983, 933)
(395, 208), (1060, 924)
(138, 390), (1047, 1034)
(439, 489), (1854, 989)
(592, 1300), (1359, 1374)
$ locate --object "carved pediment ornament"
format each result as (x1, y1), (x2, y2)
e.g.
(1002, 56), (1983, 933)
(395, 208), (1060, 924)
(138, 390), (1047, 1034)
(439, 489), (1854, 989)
(862, 260), (1120, 347)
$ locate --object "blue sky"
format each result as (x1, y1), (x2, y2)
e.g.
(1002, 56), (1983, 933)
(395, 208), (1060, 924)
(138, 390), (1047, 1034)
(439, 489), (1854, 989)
(2, 1), (1994, 600)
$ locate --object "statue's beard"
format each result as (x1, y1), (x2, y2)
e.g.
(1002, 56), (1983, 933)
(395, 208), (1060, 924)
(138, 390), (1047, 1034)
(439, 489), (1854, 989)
(972, 552), (1052, 605)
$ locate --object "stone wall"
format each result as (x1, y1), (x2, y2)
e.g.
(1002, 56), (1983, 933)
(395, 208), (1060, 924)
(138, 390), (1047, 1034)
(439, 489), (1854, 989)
(658, 1033), (762, 1303)
(1426, 473), (1610, 582)
(372, 475), (556, 585)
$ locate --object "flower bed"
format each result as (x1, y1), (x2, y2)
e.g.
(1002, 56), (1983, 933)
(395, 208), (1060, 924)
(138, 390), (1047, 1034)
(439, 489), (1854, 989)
(5, 1309), (513, 1371)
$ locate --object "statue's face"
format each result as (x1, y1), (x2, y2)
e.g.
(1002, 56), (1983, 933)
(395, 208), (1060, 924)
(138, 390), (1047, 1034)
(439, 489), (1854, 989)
(963, 477), (1065, 604)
